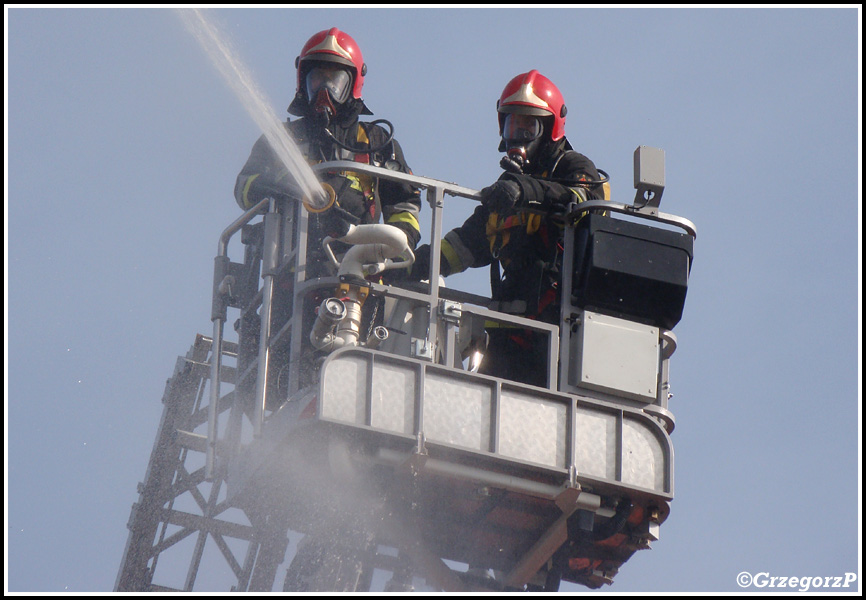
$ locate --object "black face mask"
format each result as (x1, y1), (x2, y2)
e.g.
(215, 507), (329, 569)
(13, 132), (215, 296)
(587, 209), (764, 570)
(499, 113), (551, 173)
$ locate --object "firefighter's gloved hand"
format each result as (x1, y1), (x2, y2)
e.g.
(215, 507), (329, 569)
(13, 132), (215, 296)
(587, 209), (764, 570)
(316, 201), (360, 240)
(480, 179), (521, 215)
(248, 173), (301, 203)
(407, 244), (431, 281)
(406, 243), (454, 281)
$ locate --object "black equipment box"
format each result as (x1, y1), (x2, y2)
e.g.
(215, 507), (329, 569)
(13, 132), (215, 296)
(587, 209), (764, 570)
(572, 213), (693, 330)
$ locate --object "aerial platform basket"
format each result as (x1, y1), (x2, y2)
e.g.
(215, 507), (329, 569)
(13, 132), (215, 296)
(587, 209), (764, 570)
(117, 147), (695, 592)
(226, 342), (675, 589)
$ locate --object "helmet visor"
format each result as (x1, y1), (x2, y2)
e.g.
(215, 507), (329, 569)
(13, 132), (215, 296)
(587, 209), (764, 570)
(305, 66), (352, 104)
(502, 113), (543, 144)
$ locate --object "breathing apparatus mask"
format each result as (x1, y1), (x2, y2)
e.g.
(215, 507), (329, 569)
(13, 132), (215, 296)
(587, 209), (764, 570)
(299, 62), (396, 155)
(499, 113), (545, 174)
(305, 65), (352, 127)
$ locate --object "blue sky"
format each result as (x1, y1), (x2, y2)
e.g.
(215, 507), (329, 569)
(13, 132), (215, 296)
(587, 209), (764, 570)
(6, 6), (861, 593)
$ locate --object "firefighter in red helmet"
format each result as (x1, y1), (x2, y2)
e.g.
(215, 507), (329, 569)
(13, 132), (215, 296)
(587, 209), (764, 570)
(412, 70), (607, 387)
(234, 28), (421, 270)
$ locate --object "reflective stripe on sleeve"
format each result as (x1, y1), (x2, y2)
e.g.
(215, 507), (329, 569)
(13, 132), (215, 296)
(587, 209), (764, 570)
(386, 211), (421, 233)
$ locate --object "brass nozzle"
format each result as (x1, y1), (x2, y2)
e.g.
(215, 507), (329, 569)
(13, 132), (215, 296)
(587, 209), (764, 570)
(302, 182), (337, 213)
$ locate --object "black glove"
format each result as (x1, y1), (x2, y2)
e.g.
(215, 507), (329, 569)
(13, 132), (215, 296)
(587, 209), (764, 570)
(248, 173), (302, 202)
(315, 212), (347, 239)
(406, 243), (455, 281)
(480, 179), (521, 215)
(407, 244), (431, 281)
(499, 172), (569, 213)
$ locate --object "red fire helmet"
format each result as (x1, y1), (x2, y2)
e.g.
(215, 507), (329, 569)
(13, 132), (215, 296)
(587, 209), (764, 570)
(497, 70), (567, 143)
(295, 28), (367, 100)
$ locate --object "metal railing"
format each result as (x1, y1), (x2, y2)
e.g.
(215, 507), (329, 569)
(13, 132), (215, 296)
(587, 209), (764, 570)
(205, 159), (696, 480)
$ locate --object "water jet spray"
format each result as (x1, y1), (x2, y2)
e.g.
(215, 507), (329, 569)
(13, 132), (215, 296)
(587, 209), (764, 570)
(176, 8), (329, 208)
